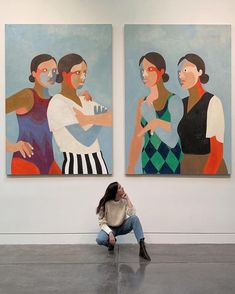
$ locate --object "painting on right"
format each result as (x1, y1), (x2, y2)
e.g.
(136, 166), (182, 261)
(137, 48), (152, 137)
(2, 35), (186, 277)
(125, 25), (231, 175)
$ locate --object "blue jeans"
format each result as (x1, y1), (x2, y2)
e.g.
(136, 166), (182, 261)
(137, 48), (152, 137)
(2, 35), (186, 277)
(96, 215), (144, 247)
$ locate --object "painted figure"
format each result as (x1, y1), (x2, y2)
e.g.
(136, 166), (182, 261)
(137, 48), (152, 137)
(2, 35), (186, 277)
(177, 53), (228, 174)
(47, 53), (112, 175)
(127, 52), (183, 174)
(6, 54), (61, 175)
(96, 181), (151, 261)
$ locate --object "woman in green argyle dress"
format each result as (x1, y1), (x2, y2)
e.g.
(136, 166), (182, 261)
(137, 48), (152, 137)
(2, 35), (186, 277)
(127, 52), (183, 174)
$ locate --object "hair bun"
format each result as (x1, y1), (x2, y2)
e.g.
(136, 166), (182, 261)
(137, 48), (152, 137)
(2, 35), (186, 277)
(29, 75), (35, 83)
(56, 74), (63, 83)
(162, 73), (169, 82)
(200, 73), (209, 84)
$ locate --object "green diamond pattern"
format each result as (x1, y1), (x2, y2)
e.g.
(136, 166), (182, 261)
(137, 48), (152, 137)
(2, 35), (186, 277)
(165, 150), (179, 172)
(150, 151), (165, 170)
(150, 133), (161, 150)
(142, 150), (149, 168)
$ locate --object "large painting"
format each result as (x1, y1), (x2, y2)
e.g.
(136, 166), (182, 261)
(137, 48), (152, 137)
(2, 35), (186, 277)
(125, 25), (231, 175)
(6, 24), (112, 175)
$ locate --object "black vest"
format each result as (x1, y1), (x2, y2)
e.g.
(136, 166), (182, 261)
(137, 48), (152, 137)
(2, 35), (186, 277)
(177, 92), (214, 154)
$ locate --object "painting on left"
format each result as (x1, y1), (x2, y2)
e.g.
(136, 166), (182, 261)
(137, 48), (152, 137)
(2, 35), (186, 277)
(6, 24), (113, 176)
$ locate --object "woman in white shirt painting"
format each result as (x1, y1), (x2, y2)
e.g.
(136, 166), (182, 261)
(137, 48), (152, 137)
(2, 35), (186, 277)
(47, 53), (112, 175)
(96, 182), (151, 261)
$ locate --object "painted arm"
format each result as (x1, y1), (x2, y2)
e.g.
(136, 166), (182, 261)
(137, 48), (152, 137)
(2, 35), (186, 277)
(66, 124), (102, 146)
(6, 88), (34, 114)
(138, 96), (183, 148)
(203, 136), (223, 174)
(73, 108), (112, 127)
(6, 89), (34, 157)
(203, 96), (225, 174)
(127, 98), (144, 174)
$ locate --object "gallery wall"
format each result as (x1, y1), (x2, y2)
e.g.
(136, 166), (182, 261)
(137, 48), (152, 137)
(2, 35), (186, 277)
(0, 0), (234, 244)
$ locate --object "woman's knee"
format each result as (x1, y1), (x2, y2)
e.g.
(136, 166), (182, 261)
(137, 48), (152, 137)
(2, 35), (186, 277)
(96, 231), (108, 246)
(129, 215), (140, 223)
(96, 237), (103, 245)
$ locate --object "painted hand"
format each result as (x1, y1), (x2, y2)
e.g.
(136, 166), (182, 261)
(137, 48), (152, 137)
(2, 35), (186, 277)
(78, 90), (92, 101)
(138, 118), (159, 137)
(73, 108), (90, 127)
(94, 105), (108, 114)
(16, 141), (34, 158)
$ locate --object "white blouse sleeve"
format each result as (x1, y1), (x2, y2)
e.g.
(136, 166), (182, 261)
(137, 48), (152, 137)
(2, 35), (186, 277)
(206, 96), (225, 143)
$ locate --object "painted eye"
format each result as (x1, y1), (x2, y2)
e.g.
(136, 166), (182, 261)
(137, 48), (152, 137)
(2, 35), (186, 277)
(184, 68), (187, 72)
(75, 71), (81, 75)
(148, 67), (154, 72)
(52, 69), (57, 73)
(42, 68), (47, 72)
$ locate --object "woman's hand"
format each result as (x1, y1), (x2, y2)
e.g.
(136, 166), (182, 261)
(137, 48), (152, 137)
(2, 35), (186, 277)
(78, 90), (92, 101)
(109, 232), (116, 245)
(121, 192), (128, 199)
(73, 108), (90, 127)
(138, 118), (160, 137)
(6, 140), (34, 158)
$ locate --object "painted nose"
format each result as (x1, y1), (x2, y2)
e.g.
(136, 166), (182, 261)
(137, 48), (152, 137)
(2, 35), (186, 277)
(48, 70), (53, 78)
(143, 70), (148, 78)
(81, 73), (86, 82)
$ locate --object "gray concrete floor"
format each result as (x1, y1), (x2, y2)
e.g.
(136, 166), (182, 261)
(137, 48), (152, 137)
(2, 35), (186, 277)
(0, 244), (235, 293)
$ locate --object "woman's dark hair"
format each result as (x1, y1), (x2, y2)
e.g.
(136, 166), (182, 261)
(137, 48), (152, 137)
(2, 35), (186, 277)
(96, 182), (119, 214)
(139, 52), (169, 82)
(56, 53), (87, 83)
(29, 54), (56, 83)
(178, 53), (209, 84)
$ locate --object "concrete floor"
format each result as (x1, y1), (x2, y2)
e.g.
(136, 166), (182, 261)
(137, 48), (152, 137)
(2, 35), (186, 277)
(0, 244), (235, 293)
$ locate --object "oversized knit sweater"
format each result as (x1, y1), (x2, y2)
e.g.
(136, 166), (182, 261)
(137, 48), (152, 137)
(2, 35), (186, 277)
(98, 199), (136, 234)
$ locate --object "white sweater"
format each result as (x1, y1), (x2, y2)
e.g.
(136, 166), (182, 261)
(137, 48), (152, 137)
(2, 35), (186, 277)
(98, 199), (136, 234)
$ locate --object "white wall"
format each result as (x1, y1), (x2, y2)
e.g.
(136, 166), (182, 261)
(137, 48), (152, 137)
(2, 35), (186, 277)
(0, 0), (234, 244)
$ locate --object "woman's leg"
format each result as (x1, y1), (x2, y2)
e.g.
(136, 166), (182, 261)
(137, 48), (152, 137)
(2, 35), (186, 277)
(115, 215), (150, 260)
(96, 230), (109, 247)
(115, 215), (144, 242)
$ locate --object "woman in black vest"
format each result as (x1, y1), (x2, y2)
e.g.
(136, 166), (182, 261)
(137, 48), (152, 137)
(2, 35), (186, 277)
(177, 53), (228, 175)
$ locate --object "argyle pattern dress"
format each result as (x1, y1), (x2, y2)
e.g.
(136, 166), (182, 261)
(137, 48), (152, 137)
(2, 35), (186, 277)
(141, 95), (183, 174)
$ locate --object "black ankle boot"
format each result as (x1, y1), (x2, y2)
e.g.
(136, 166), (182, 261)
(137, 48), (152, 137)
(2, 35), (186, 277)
(139, 239), (151, 261)
(108, 238), (117, 251)
(108, 243), (114, 251)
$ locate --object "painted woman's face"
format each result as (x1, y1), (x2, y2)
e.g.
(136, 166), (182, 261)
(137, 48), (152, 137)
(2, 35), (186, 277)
(69, 61), (87, 90)
(140, 58), (163, 88)
(33, 59), (57, 88)
(178, 59), (202, 90)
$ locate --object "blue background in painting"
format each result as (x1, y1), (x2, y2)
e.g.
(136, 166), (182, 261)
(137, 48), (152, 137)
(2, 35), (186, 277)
(125, 25), (231, 174)
(6, 24), (112, 175)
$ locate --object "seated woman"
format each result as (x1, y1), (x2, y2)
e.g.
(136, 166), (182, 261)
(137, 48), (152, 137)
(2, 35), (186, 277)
(47, 53), (112, 175)
(96, 182), (151, 261)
